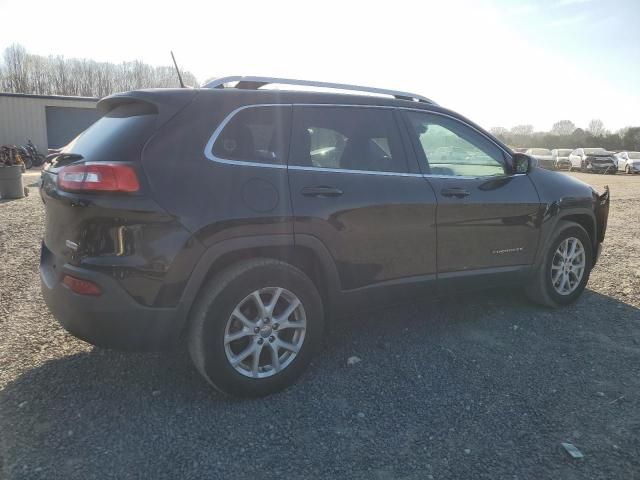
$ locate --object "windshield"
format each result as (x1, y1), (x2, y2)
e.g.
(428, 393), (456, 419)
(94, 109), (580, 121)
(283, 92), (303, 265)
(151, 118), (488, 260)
(584, 148), (608, 154)
(627, 152), (640, 159)
(531, 149), (552, 155)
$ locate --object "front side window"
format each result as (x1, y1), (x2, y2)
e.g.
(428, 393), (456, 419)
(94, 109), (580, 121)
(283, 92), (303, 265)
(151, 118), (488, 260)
(212, 106), (291, 165)
(406, 112), (505, 177)
(290, 107), (407, 173)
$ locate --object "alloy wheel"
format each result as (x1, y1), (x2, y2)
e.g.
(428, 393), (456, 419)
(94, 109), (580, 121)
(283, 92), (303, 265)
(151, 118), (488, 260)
(223, 287), (306, 378)
(550, 237), (586, 295)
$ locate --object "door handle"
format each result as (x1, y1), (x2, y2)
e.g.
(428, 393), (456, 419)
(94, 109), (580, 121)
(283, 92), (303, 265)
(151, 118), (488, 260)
(441, 188), (470, 198)
(301, 186), (344, 197)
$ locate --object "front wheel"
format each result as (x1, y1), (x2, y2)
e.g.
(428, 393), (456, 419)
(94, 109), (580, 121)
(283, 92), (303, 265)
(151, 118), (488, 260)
(525, 221), (593, 307)
(188, 258), (324, 397)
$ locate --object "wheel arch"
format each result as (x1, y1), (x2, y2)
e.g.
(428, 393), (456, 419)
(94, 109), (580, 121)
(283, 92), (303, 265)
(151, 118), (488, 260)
(175, 234), (340, 334)
(559, 213), (596, 248)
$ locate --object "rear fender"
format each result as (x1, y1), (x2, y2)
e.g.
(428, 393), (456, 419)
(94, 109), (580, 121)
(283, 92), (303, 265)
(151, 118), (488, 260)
(174, 234), (341, 331)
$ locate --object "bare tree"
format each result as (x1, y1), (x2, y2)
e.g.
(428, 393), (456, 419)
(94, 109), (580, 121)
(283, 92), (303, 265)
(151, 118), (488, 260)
(2, 44), (29, 93)
(490, 127), (509, 137)
(551, 120), (576, 136)
(0, 43), (199, 97)
(510, 125), (534, 136)
(588, 119), (606, 137)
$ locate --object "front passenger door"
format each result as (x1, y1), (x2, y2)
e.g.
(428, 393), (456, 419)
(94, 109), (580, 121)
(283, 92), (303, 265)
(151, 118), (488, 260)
(403, 111), (541, 284)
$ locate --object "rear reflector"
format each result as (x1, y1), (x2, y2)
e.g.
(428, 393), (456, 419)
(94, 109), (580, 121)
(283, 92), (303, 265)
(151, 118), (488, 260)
(63, 275), (102, 296)
(58, 163), (140, 192)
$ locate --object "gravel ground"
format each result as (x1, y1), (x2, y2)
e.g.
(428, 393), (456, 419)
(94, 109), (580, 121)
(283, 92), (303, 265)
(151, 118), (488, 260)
(1, 171), (639, 480)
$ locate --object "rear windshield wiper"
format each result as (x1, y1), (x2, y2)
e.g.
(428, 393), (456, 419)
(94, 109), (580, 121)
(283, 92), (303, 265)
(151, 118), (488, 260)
(47, 152), (84, 169)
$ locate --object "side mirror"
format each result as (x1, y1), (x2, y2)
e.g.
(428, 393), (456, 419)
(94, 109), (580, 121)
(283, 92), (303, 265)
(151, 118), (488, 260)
(512, 153), (537, 174)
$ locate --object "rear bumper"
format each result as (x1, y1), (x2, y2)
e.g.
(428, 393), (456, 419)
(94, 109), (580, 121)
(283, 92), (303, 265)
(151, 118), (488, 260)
(40, 247), (182, 351)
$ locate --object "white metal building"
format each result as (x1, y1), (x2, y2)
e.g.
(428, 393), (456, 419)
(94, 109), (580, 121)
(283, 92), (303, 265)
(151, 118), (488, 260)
(0, 93), (100, 154)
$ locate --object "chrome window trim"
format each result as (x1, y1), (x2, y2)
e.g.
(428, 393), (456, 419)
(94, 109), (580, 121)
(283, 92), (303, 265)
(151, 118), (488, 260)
(288, 165), (423, 178)
(203, 103), (514, 178)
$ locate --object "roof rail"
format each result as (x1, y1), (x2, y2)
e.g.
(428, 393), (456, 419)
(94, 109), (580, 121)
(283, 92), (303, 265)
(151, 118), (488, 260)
(202, 76), (436, 104)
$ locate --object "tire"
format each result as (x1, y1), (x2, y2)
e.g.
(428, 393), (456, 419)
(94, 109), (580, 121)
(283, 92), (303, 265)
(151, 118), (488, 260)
(188, 258), (324, 397)
(525, 221), (593, 308)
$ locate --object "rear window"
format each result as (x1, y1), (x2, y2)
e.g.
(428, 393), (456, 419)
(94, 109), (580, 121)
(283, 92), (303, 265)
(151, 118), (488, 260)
(211, 106), (291, 165)
(62, 102), (158, 162)
(557, 149), (572, 156)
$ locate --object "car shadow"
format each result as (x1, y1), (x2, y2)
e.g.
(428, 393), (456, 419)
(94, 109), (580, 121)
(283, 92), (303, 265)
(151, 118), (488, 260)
(1, 288), (639, 479)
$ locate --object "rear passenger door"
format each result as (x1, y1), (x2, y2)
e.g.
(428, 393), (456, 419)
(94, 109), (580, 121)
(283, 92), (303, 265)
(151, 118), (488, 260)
(287, 106), (438, 292)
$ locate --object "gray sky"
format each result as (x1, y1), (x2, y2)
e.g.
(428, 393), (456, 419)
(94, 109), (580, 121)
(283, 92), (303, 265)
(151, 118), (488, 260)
(0, 0), (638, 132)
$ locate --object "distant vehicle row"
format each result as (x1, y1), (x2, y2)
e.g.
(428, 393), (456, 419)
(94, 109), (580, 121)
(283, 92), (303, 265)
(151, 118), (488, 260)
(513, 148), (639, 174)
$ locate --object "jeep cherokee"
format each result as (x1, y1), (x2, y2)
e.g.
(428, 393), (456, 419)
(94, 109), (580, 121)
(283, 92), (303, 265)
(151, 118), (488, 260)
(40, 76), (610, 397)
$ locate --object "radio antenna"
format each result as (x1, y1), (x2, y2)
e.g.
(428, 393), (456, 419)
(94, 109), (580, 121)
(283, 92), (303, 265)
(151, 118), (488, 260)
(170, 51), (185, 88)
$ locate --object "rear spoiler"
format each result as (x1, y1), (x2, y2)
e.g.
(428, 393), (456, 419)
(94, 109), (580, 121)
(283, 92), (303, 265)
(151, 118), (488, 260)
(98, 89), (198, 125)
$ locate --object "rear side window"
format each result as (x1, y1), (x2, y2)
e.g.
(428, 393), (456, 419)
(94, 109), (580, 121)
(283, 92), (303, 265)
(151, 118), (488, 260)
(290, 106), (407, 173)
(211, 106), (291, 165)
(63, 102), (158, 162)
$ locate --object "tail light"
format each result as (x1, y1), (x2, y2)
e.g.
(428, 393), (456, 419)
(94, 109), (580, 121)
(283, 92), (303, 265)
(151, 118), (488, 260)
(63, 275), (101, 296)
(58, 163), (140, 193)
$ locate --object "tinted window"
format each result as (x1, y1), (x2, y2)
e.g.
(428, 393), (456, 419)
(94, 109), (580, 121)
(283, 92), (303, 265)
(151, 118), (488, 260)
(406, 112), (505, 177)
(62, 102), (157, 162)
(291, 107), (407, 173)
(212, 106), (291, 164)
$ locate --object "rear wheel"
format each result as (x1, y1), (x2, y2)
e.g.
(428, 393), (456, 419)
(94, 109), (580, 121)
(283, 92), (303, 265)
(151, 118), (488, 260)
(188, 258), (324, 397)
(525, 221), (592, 308)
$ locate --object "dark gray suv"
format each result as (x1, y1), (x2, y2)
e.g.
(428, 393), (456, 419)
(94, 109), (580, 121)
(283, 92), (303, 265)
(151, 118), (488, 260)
(40, 77), (610, 397)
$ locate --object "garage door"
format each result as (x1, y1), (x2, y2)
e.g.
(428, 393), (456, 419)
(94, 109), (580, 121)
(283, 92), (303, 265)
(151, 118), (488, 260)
(45, 106), (102, 149)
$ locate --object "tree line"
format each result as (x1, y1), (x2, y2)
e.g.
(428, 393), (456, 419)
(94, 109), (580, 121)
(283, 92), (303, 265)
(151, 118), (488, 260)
(490, 119), (640, 152)
(1, 43), (638, 151)
(0, 44), (199, 98)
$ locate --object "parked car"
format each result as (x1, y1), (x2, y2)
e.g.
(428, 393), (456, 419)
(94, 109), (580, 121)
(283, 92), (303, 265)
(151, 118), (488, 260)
(568, 148), (617, 174)
(525, 148), (555, 169)
(615, 151), (640, 174)
(551, 149), (573, 170)
(39, 76), (610, 397)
